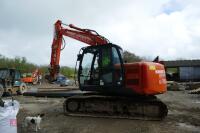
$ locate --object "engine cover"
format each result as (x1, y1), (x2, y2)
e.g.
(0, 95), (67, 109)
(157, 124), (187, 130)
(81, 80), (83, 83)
(124, 62), (167, 95)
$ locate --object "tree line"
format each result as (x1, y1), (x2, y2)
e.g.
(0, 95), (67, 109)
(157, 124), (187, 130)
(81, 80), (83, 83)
(0, 54), (74, 77)
(0, 50), (144, 77)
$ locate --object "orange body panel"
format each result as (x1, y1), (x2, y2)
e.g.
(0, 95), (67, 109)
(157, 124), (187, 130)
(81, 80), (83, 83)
(124, 62), (167, 95)
(21, 77), (35, 83)
(21, 69), (40, 83)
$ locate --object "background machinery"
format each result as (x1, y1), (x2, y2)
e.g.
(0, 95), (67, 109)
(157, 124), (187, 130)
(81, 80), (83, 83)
(48, 20), (168, 120)
(0, 68), (27, 96)
(21, 68), (40, 85)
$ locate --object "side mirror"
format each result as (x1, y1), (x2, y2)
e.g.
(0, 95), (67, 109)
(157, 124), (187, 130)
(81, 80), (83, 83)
(77, 54), (82, 61)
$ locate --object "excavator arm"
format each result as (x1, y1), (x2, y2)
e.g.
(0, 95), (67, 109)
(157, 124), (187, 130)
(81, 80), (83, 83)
(49, 20), (109, 81)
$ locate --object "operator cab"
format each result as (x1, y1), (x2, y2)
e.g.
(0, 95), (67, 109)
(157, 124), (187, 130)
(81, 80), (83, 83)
(77, 43), (124, 94)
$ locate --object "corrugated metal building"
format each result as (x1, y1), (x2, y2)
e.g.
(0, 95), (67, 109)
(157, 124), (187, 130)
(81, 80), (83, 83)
(162, 60), (200, 82)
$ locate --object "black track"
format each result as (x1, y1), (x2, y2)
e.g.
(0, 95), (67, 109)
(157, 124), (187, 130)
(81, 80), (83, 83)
(63, 95), (168, 120)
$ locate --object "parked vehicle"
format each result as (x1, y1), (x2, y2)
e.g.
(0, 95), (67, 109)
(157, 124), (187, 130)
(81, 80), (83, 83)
(0, 68), (27, 96)
(53, 75), (74, 86)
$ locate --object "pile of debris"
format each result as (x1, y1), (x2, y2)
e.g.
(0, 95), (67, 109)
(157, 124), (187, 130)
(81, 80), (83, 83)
(167, 81), (185, 91)
(167, 81), (200, 94)
(189, 88), (200, 94)
(183, 82), (200, 94)
(185, 82), (200, 90)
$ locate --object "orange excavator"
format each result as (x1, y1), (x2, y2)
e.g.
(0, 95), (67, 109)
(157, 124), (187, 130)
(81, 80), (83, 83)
(48, 20), (168, 120)
(21, 69), (40, 84)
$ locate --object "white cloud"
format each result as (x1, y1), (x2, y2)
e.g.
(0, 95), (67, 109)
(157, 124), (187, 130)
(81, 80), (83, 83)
(0, 0), (200, 67)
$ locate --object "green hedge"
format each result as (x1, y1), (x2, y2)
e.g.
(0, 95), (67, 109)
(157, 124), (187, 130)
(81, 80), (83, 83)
(0, 54), (74, 77)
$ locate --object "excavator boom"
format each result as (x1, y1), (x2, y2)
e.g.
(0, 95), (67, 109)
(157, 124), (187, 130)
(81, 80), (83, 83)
(49, 20), (109, 81)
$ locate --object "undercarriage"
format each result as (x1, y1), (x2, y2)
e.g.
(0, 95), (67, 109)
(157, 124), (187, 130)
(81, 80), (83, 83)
(63, 94), (168, 120)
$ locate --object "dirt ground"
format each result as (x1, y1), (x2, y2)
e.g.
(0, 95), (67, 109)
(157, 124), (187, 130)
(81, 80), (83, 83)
(6, 83), (200, 133)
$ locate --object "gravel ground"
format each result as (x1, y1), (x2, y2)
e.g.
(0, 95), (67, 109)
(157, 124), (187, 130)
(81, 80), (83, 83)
(6, 85), (200, 133)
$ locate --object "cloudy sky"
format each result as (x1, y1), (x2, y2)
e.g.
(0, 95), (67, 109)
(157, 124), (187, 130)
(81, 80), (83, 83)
(0, 0), (200, 66)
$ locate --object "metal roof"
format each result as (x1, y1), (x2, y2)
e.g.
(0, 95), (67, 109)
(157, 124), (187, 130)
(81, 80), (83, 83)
(162, 60), (200, 67)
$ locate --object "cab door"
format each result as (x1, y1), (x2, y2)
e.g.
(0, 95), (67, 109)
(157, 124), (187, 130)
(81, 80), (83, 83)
(78, 47), (100, 89)
(99, 45), (124, 87)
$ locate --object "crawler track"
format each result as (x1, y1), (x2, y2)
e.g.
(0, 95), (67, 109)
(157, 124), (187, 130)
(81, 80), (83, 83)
(63, 95), (168, 120)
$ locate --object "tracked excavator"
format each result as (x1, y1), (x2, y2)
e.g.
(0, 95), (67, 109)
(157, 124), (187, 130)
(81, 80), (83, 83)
(48, 20), (168, 120)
